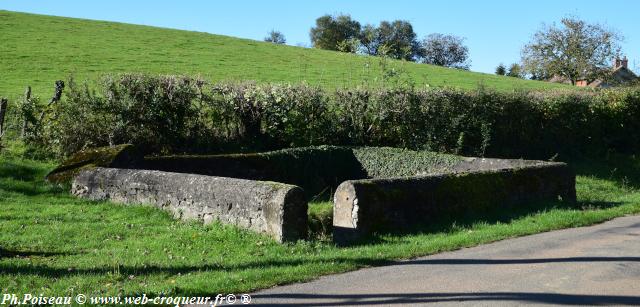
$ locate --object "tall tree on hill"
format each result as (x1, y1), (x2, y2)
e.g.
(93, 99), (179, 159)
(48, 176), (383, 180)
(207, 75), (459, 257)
(264, 30), (286, 44)
(495, 63), (506, 75)
(420, 33), (470, 69)
(521, 17), (622, 85)
(310, 14), (361, 52)
(358, 21), (421, 60)
(374, 20), (422, 61)
(506, 63), (523, 78)
(359, 24), (379, 55)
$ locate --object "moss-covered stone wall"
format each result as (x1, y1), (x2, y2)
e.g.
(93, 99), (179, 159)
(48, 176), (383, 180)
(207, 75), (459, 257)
(140, 146), (470, 198)
(140, 146), (367, 199)
(333, 162), (576, 244)
(45, 144), (141, 183)
(51, 144), (553, 199)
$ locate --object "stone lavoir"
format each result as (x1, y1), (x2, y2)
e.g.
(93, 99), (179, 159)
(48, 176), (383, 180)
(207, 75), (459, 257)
(50, 145), (576, 244)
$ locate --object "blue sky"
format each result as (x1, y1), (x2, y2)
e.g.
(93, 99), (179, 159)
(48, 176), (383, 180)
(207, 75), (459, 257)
(2, 0), (639, 74)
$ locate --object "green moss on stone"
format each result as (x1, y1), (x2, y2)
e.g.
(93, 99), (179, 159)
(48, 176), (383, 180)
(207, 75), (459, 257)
(352, 147), (462, 178)
(45, 144), (140, 183)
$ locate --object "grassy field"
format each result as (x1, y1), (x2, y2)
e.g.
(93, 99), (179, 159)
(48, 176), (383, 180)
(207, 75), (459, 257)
(1, 142), (640, 297)
(0, 10), (572, 100)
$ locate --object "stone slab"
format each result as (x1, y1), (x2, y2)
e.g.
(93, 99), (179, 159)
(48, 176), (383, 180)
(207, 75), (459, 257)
(72, 167), (307, 242)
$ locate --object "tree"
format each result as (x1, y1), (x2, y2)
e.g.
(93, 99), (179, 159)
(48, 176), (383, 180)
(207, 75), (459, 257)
(506, 63), (523, 78)
(522, 56), (552, 80)
(421, 33), (470, 69)
(495, 63), (506, 75)
(310, 14), (361, 51)
(359, 24), (379, 55)
(521, 17), (622, 85)
(264, 30), (286, 44)
(337, 38), (360, 53)
(374, 20), (421, 61)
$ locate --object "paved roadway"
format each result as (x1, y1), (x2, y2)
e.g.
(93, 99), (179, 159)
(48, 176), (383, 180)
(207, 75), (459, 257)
(251, 215), (640, 306)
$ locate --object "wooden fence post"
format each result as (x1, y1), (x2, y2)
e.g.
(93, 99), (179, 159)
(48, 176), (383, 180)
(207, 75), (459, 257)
(36, 80), (64, 124)
(21, 86), (31, 138)
(0, 98), (8, 146)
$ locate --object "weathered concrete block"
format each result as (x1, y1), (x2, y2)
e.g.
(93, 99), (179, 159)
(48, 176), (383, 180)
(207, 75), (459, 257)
(72, 168), (307, 242)
(333, 162), (576, 245)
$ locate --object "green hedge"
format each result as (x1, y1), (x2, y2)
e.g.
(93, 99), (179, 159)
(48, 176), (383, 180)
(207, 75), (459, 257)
(15, 73), (640, 160)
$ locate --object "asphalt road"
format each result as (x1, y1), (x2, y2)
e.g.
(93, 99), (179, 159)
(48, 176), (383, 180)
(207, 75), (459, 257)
(251, 215), (640, 306)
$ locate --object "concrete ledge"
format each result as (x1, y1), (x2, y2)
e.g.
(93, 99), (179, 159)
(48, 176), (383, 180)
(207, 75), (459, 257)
(72, 168), (307, 242)
(333, 162), (576, 245)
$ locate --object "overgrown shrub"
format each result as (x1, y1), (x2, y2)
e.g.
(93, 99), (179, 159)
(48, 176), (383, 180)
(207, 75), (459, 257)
(32, 75), (210, 156)
(17, 73), (640, 160)
(211, 82), (330, 148)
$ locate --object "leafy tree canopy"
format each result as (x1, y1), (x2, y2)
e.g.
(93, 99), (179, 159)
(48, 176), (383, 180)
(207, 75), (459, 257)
(421, 33), (470, 69)
(521, 17), (622, 84)
(310, 14), (361, 51)
(495, 63), (506, 75)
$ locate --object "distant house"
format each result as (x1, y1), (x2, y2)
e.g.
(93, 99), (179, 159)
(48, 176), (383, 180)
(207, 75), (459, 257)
(549, 56), (638, 88)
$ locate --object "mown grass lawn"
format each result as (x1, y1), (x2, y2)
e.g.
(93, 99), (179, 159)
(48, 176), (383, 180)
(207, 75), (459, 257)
(0, 10), (573, 100)
(1, 145), (640, 297)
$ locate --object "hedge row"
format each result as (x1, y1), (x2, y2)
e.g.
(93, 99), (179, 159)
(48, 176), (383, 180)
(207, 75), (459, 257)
(16, 74), (640, 159)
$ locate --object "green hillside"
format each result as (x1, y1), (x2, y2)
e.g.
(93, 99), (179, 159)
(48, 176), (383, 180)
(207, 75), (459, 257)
(1, 10), (569, 99)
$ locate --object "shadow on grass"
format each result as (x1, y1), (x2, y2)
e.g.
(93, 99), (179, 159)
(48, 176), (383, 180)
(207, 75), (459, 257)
(0, 248), (76, 259)
(570, 154), (640, 189)
(0, 179), (64, 196)
(0, 161), (42, 182)
(0, 161), (64, 196)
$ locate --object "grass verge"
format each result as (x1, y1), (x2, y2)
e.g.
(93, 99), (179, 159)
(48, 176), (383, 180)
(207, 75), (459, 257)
(1, 148), (640, 297)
